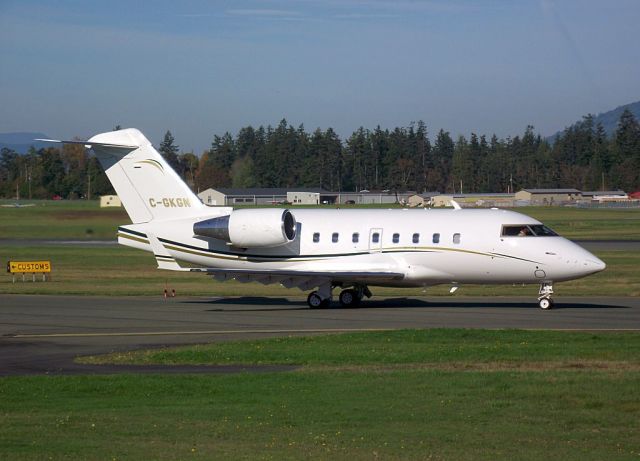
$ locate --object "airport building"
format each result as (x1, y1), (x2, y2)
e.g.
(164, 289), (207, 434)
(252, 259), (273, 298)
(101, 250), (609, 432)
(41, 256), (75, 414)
(198, 188), (333, 206)
(197, 188), (421, 206)
(581, 190), (628, 202)
(197, 187), (635, 208)
(99, 195), (122, 207)
(514, 189), (582, 205)
(432, 193), (516, 208)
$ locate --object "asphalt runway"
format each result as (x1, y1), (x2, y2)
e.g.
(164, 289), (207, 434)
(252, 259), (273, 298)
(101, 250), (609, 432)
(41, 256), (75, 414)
(1, 294), (639, 376)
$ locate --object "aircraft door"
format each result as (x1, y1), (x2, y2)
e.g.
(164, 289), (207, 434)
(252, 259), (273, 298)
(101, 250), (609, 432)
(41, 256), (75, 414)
(369, 228), (383, 253)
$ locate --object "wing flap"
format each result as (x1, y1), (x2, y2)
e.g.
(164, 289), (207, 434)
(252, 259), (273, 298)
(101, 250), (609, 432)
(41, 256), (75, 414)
(191, 267), (404, 279)
(191, 267), (404, 289)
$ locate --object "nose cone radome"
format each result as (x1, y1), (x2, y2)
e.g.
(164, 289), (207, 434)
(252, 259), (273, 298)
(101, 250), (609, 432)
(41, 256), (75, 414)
(585, 256), (606, 274)
(564, 241), (607, 278)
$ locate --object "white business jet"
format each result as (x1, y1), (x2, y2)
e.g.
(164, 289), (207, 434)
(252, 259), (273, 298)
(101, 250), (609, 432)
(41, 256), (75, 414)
(39, 128), (605, 309)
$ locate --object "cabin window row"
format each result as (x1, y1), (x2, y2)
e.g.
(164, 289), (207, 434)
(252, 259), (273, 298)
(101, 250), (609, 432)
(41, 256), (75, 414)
(312, 232), (461, 244)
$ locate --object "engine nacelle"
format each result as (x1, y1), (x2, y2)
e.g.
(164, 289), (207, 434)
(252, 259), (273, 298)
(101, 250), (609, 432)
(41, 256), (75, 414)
(193, 209), (297, 248)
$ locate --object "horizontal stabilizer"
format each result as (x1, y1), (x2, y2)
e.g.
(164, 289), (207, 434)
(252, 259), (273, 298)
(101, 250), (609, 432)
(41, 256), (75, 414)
(37, 128), (206, 224)
(147, 232), (190, 271)
(35, 139), (138, 149)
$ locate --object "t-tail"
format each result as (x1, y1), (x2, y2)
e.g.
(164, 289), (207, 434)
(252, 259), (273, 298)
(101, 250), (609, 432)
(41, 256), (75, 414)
(39, 128), (206, 223)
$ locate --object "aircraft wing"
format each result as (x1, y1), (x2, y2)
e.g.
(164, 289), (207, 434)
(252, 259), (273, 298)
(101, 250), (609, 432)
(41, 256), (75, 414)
(145, 232), (405, 290)
(190, 267), (405, 290)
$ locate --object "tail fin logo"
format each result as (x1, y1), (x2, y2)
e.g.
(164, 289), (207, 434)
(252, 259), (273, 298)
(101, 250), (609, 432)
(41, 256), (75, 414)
(134, 159), (165, 174)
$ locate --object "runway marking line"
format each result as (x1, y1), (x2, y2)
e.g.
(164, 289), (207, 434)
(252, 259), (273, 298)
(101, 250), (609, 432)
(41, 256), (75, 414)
(7, 327), (640, 338)
(8, 328), (393, 338)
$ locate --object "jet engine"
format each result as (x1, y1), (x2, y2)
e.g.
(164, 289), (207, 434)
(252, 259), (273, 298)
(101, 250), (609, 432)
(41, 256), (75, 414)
(193, 208), (296, 248)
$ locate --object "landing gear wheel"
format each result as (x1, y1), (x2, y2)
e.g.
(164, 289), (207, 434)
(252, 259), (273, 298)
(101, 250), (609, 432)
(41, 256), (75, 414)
(307, 291), (329, 309)
(539, 298), (553, 310)
(307, 291), (323, 309)
(538, 282), (554, 310)
(339, 289), (361, 307)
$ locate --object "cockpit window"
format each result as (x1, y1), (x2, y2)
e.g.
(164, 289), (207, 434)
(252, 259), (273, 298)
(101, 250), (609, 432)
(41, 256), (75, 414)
(501, 225), (558, 237)
(529, 225), (558, 236)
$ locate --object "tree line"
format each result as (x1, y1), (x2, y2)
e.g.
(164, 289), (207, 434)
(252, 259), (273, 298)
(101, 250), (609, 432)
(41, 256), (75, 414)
(1, 109), (639, 200)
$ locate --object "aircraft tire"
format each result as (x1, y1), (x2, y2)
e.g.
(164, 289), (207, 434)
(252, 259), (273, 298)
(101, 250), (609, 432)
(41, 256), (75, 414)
(339, 289), (360, 307)
(539, 298), (553, 310)
(307, 291), (325, 309)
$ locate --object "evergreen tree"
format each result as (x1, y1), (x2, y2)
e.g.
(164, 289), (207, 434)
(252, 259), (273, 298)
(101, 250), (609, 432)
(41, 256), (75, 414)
(612, 108), (640, 190)
(179, 152), (199, 188)
(159, 130), (181, 174)
(205, 133), (236, 188)
(413, 121), (432, 192)
(386, 127), (413, 191)
(230, 156), (255, 188)
(429, 129), (454, 192)
(345, 127), (372, 191)
(451, 135), (472, 193)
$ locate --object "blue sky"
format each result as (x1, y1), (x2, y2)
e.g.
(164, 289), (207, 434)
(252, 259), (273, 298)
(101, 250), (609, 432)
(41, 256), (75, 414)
(1, 0), (639, 153)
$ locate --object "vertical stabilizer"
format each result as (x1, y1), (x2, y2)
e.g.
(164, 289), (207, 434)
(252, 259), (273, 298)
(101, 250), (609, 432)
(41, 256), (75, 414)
(87, 128), (205, 223)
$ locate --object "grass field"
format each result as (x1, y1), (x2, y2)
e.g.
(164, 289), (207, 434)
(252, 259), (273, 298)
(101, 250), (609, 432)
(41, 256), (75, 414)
(2, 330), (639, 460)
(2, 201), (639, 459)
(1, 199), (640, 240)
(0, 200), (128, 240)
(81, 329), (640, 366)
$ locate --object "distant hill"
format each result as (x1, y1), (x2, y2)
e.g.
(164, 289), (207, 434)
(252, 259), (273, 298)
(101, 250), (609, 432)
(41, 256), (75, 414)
(547, 101), (640, 143)
(0, 132), (51, 154)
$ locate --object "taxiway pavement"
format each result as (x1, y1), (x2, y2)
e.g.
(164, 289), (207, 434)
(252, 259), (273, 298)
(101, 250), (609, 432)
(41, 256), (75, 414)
(1, 294), (639, 376)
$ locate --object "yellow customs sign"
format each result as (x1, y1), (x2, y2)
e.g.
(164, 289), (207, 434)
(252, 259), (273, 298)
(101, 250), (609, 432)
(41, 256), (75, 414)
(7, 261), (52, 273)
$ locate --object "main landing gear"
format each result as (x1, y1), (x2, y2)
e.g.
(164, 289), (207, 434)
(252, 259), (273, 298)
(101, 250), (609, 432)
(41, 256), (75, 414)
(307, 284), (372, 309)
(307, 291), (330, 309)
(538, 282), (554, 310)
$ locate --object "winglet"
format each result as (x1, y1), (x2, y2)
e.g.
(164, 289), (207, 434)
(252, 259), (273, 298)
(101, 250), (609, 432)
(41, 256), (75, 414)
(146, 232), (189, 271)
(450, 199), (462, 210)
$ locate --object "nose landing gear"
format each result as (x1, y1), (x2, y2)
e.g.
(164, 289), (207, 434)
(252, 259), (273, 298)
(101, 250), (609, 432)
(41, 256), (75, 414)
(538, 282), (554, 309)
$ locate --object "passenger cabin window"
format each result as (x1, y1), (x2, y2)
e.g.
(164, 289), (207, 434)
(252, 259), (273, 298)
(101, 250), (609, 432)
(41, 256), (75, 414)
(313, 232), (320, 243)
(453, 233), (461, 244)
(501, 225), (558, 237)
(432, 233), (440, 244)
(352, 233), (359, 243)
(332, 232), (339, 243)
(372, 232), (380, 243)
(392, 233), (400, 244)
(412, 233), (420, 244)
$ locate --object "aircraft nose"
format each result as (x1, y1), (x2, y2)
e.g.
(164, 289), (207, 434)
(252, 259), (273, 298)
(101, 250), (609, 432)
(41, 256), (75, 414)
(585, 256), (606, 273)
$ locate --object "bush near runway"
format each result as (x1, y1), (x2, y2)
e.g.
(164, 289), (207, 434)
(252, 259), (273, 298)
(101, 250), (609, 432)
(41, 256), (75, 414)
(2, 330), (639, 460)
(1, 199), (640, 240)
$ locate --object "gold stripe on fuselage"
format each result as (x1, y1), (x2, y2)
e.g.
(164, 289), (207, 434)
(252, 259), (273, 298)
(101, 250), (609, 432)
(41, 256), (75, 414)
(118, 231), (538, 265)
